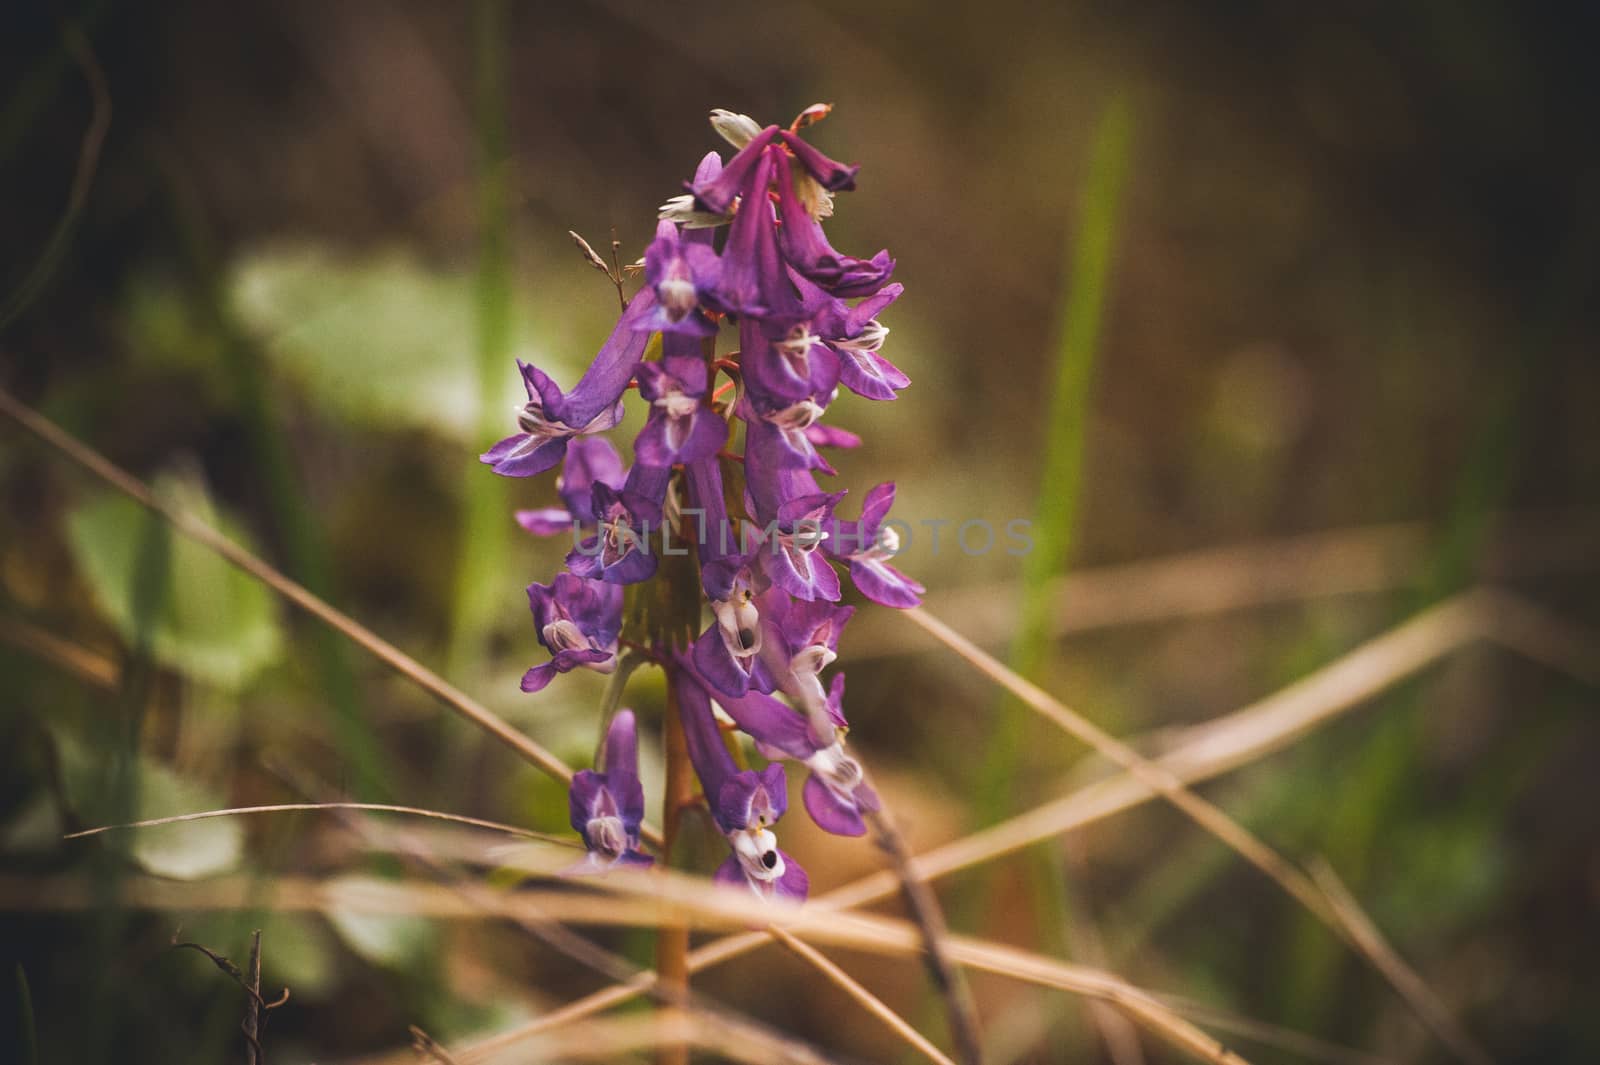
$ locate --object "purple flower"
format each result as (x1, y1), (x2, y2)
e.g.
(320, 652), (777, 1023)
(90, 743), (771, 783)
(673, 667), (808, 900)
(758, 488), (845, 602)
(690, 123), (859, 216)
(568, 710), (653, 871)
(480, 290), (658, 477)
(688, 124), (779, 215)
(522, 574), (623, 693)
(756, 592), (853, 726)
(485, 106), (915, 893)
(826, 482), (924, 608)
(680, 656), (878, 838)
(740, 393), (837, 475)
(773, 150), (894, 298)
(566, 481), (661, 585)
(692, 554), (775, 699)
(633, 353), (726, 468)
(638, 220), (720, 336)
(738, 314), (840, 409)
(810, 279), (909, 402)
(775, 128), (860, 195)
(703, 149), (799, 321)
(514, 436), (625, 537)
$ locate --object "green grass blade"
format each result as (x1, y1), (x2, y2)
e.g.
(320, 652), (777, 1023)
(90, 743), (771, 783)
(975, 91), (1134, 822)
(446, 0), (516, 685)
(163, 168), (394, 801)
(13, 964), (37, 1065)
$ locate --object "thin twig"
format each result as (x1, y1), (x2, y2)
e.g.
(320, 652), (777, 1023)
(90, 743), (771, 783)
(0, 387), (663, 849)
(863, 805), (983, 1065)
(62, 802), (577, 847)
(0, 24), (111, 329)
(770, 925), (958, 1065)
(410, 1026), (464, 1065)
(243, 929), (263, 1065)
(901, 602), (1495, 1065)
(170, 931), (288, 1064)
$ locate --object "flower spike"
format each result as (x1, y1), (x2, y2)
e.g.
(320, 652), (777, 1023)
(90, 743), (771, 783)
(482, 105), (913, 898)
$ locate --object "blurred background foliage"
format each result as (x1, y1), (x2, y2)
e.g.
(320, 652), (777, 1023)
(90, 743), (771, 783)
(1, 1), (1597, 1062)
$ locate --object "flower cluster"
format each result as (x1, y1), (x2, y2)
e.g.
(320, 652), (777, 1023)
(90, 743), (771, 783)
(482, 106), (921, 900)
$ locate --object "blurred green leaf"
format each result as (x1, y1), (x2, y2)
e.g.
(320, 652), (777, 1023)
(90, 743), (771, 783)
(65, 473), (283, 691)
(228, 247), (485, 440)
(120, 765), (245, 880)
(53, 731), (243, 880)
(325, 875), (437, 969)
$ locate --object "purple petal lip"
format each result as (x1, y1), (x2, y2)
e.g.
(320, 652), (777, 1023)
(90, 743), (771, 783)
(849, 558), (924, 607)
(712, 848), (809, 902)
(835, 347), (910, 401)
(480, 431), (569, 478)
(693, 622), (766, 698)
(802, 771), (867, 836)
(515, 508), (573, 537)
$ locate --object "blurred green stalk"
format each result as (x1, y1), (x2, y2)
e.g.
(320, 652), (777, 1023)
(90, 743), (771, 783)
(13, 965), (37, 1065)
(446, 0), (515, 687)
(976, 93), (1132, 818)
(958, 92), (1132, 1056)
(164, 167), (393, 802)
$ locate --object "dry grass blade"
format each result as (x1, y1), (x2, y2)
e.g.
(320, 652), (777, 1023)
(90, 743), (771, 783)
(0, 615), (119, 691)
(0, 871), (1250, 1065)
(437, 592), (1495, 1056)
(1307, 857), (1483, 1065)
(0, 387), (662, 848)
(849, 510), (1599, 658)
(902, 602), (1494, 1065)
(1150, 995), (1395, 1065)
(1060, 837), (1146, 1065)
(1472, 587), (1600, 688)
(435, 1013), (799, 1065)
(769, 925), (958, 1065)
(61, 802), (576, 846)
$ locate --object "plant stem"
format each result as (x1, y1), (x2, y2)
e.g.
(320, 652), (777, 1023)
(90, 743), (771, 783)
(657, 665), (693, 1065)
